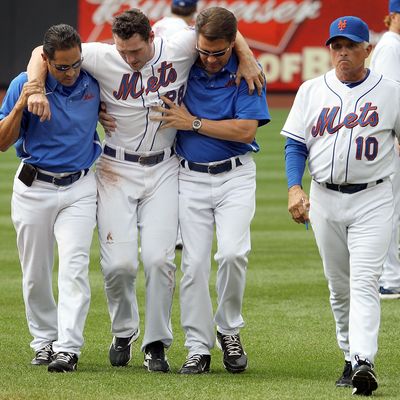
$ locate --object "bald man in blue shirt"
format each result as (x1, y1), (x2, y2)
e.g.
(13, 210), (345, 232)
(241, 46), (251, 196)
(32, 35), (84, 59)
(152, 7), (270, 374)
(0, 24), (101, 373)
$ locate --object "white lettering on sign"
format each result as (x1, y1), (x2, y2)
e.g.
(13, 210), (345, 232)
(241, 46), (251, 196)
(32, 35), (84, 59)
(258, 47), (330, 84)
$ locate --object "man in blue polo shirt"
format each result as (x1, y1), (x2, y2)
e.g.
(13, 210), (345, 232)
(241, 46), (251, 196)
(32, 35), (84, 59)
(0, 24), (101, 373)
(152, 7), (270, 374)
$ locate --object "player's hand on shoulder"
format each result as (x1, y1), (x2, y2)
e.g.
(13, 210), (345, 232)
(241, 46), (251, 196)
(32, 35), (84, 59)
(236, 55), (265, 96)
(27, 81), (51, 122)
(288, 185), (310, 225)
(99, 102), (116, 137)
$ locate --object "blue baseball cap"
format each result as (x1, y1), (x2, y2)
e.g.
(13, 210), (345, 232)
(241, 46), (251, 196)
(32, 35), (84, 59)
(172, 0), (198, 7)
(326, 16), (369, 46)
(390, 0), (400, 12)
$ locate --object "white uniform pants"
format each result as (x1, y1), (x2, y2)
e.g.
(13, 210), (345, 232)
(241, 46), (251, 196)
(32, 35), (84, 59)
(11, 165), (96, 356)
(381, 151), (400, 290)
(179, 154), (256, 356)
(309, 179), (393, 365)
(96, 155), (179, 350)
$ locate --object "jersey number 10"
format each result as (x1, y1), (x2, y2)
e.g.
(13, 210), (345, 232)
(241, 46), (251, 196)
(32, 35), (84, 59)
(355, 137), (378, 161)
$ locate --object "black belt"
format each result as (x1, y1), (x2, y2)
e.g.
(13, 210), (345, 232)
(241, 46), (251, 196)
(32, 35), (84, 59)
(321, 179), (384, 194)
(180, 157), (242, 175)
(36, 169), (89, 186)
(104, 145), (174, 166)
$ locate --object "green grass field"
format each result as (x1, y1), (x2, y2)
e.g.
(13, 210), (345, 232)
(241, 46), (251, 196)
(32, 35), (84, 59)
(0, 109), (399, 399)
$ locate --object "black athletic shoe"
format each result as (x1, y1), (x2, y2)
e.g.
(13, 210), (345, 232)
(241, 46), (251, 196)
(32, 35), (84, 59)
(143, 341), (170, 372)
(351, 357), (378, 396)
(179, 354), (211, 374)
(48, 352), (78, 373)
(109, 329), (140, 367)
(335, 360), (352, 387)
(31, 343), (54, 365)
(216, 331), (247, 373)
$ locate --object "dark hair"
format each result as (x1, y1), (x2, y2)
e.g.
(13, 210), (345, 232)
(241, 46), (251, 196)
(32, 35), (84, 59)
(112, 8), (151, 41)
(171, 4), (197, 17)
(43, 24), (81, 60)
(195, 7), (237, 42)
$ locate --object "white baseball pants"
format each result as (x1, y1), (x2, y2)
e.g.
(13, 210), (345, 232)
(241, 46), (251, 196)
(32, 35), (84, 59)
(179, 154), (256, 356)
(11, 165), (97, 356)
(309, 179), (393, 365)
(96, 154), (179, 350)
(380, 151), (400, 290)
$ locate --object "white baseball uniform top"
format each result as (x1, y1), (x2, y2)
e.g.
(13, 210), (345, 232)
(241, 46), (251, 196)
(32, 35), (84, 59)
(369, 31), (400, 82)
(152, 16), (189, 38)
(82, 29), (197, 152)
(281, 69), (400, 184)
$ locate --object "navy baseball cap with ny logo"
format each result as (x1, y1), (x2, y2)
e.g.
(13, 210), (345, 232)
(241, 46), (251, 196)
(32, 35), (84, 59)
(325, 16), (369, 46)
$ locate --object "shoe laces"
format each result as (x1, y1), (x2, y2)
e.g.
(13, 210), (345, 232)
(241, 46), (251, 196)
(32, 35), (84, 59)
(182, 354), (203, 368)
(35, 343), (53, 360)
(55, 352), (75, 363)
(354, 355), (374, 369)
(221, 334), (243, 356)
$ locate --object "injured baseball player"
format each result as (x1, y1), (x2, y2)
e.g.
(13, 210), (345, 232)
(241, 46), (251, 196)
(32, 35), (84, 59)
(26, 8), (263, 372)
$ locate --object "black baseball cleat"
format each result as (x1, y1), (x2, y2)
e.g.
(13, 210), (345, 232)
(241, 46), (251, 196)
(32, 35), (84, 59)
(335, 360), (352, 387)
(109, 329), (140, 367)
(48, 352), (78, 373)
(143, 341), (170, 372)
(351, 357), (378, 396)
(179, 354), (211, 374)
(31, 342), (54, 365)
(216, 331), (247, 373)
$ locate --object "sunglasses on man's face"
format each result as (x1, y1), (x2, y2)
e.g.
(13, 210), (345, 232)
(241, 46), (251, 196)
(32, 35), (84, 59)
(195, 46), (230, 58)
(50, 57), (84, 72)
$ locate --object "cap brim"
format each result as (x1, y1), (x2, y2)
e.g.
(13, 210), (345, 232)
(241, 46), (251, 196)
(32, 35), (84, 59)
(326, 34), (364, 46)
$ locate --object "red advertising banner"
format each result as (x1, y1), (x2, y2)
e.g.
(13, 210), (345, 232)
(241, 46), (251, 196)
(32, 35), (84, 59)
(78, 0), (388, 92)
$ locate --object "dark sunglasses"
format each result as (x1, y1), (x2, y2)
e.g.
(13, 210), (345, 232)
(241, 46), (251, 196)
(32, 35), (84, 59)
(195, 46), (230, 58)
(50, 57), (84, 72)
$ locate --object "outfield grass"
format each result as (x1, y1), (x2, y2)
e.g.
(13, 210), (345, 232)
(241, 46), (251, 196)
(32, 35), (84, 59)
(0, 109), (399, 399)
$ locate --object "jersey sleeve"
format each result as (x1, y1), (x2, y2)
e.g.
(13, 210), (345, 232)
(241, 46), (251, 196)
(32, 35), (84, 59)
(82, 42), (103, 77)
(280, 83), (306, 144)
(166, 28), (198, 64)
(370, 45), (400, 83)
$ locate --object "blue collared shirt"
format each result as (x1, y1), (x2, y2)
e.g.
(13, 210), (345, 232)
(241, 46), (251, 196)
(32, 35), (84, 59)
(176, 53), (270, 163)
(0, 71), (101, 173)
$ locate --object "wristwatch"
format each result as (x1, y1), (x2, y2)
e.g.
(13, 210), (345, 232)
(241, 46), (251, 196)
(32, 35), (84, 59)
(192, 117), (202, 133)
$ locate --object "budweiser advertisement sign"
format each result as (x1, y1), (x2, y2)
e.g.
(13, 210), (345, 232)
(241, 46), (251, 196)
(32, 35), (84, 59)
(79, 0), (387, 91)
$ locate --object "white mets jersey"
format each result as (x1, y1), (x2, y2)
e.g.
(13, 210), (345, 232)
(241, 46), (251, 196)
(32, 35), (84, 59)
(152, 16), (189, 38)
(281, 69), (400, 184)
(369, 31), (400, 83)
(82, 29), (197, 152)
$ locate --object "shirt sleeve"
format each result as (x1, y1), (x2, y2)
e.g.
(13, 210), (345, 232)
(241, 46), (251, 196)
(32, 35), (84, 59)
(167, 28), (198, 64)
(370, 45), (400, 83)
(234, 77), (270, 126)
(0, 72), (30, 136)
(82, 42), (101, 77)
(280, 83), (306, 143)
(285, 137), (308, 188)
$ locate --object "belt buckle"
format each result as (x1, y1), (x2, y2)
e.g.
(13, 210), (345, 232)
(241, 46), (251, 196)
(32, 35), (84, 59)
(207, 164), (217, 174)
(138, 155), (147, 165)
(52, 176), (59, 186)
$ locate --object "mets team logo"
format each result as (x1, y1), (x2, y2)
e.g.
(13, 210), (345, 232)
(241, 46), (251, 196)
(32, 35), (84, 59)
(338, 19), (347, 31)
(113, 61), (177, 100)
(311, 102), (379, 137)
